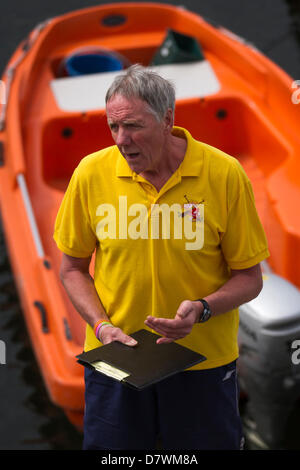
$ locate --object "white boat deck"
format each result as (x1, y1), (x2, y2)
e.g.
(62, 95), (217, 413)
(50, 61), (221, 112)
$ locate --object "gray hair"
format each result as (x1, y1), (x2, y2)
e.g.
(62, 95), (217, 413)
(105, 64), (176, 121)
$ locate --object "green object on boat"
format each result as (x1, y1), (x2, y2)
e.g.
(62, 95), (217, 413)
(151, 29), (204, 65)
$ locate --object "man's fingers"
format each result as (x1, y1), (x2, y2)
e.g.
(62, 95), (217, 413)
(116, 330), (138, 346)
(144, 320), (179, 338)
(145, 316), (183, 330)
(144, 318), (188, 344)
(122, 336), (138, 346)
(144, 319), (170, 336)
(144, 308), (196, 343)
(156, 336), (175, 345)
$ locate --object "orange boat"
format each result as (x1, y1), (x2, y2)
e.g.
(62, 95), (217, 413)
(0, 2), (299, 438)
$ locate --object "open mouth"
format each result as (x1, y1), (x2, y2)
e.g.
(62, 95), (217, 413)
(126, 152), (140, 159)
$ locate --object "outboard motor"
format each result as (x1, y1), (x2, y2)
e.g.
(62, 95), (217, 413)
(238, 270), (300, 449)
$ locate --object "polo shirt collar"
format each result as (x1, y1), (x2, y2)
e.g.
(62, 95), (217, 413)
(116, 150), (133, 177)
(116, 126), (203, 178)
(174, 127), (203, 177)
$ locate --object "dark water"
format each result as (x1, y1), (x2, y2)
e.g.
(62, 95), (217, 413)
(0, 0), (300, 451)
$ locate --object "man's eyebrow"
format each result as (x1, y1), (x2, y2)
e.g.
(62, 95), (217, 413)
(108, 118), (144, 126)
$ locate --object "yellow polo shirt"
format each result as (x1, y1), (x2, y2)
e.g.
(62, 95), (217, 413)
(53, 127), (269, 369)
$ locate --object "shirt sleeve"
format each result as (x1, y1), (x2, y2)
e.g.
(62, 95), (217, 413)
(53, 167), (97, 258)
(220, 162), (270, 270)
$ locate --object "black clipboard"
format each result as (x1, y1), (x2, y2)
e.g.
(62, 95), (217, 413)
(76, 329), (206, 390)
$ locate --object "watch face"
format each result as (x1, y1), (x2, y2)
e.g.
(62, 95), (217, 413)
(201, 307), (211, 322)
(197, 299), (211, 322)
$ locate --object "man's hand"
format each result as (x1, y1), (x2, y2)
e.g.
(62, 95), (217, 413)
(144, 300), (203, 344)
(99, 325), (138, 347)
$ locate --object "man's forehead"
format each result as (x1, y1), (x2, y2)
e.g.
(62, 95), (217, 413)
(106, 110), (145, 124)
(107, 116), (145, 125)
(106, 95), (153, 122)
(107, 93), (145, 109)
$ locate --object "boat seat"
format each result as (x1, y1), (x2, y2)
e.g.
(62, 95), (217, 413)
(50, 61), (220, 112)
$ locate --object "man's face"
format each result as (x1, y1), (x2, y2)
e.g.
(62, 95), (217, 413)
(106, 94), (172, 175)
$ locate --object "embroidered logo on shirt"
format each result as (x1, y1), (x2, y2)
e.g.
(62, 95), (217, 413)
(179, 195), (204, 221)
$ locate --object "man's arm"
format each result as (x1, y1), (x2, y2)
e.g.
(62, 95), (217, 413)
(59, 253), (137, 346)
(145, 263), (263, 344)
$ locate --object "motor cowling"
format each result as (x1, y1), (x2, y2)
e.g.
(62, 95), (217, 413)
(238, 272), (300, 448)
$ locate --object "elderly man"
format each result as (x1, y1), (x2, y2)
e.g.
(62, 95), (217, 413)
(54, 64), (269, 450)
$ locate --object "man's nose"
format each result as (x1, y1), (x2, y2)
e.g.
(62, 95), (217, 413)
(115, 127), (131, 146)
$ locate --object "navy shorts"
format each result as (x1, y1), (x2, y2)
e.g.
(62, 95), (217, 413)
(82, 360), (244, 450)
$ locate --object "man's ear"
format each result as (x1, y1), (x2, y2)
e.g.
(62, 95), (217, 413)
(163, 108), (174, 133)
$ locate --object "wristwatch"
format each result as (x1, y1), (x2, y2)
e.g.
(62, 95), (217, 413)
(196, 299), (212, 323)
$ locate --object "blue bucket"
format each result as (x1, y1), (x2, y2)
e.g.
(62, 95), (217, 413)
(65, 53), (123, 76)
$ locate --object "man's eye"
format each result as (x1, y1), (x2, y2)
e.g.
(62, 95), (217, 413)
(126, 123), (140, 128)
